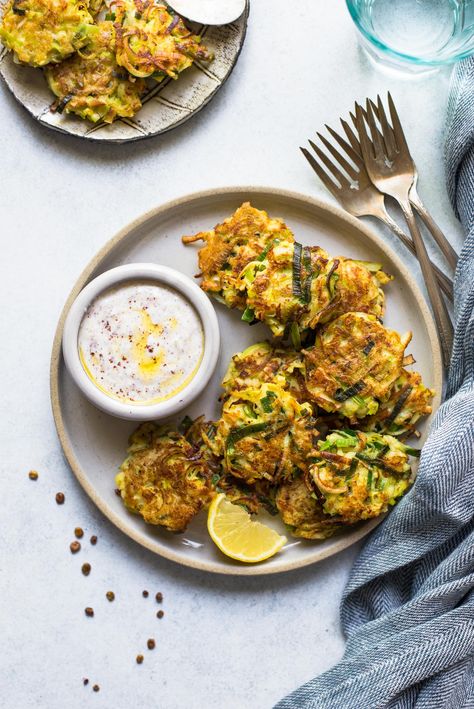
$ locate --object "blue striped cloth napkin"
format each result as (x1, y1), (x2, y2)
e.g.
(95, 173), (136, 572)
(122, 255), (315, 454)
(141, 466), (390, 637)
(276, 58), (474, 709)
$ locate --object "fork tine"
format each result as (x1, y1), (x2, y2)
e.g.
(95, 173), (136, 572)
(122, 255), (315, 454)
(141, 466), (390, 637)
(325, 124), (364, 169)
(354, 102), (375, 162)
(341, 117), (362, 155)
(365, 99), (385, 159)
(316, 131), (359, 180)
(387, 92), (410, 154)
(372, 95), (397, 158)
(300, 147), (341, 199)
(308, 139), (351, 188)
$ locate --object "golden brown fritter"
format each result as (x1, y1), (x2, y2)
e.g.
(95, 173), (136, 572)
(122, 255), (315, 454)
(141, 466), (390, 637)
(182, 203), (295, 310)
(0, 0), (93, 66)
(309, 430), (417, 523)
(46, 21), (145, 123)
(214, 383), (316, 485)
(116, 422), (215, 532)
(221, 341), (308, 404)
(360, 369), (435, 437)
(304, 312), (412, 420)
(276, 476), (343, 540)
(111, 0), (213, 79)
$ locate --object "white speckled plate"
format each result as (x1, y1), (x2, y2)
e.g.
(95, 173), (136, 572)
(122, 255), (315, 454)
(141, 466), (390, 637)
(50, 187), (442, 575)
(0, 2), (248, 142)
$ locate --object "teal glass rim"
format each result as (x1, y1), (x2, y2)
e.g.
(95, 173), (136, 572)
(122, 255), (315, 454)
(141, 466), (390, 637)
(346, 0), (474, 66)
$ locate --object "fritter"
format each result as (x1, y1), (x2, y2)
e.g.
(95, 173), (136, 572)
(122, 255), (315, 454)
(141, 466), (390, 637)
(182, 203), (294, 311)
(46, 21), (145, 123)
(243, 243), (391, 338)
(111, 0), (213, 79)
(214, 382), (316, 485)
(222, 341), (307, 403)
(360, 369), (435, 437)
(276, 476), (343, 540)
(309, 430), (418, 523)
(116, 421), (215, 532)
(0, 0), (93, 66)
(304, 312), (412, 420)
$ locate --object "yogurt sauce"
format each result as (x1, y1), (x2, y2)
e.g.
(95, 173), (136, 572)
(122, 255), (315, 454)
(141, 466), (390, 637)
(78, 281), (204, 405)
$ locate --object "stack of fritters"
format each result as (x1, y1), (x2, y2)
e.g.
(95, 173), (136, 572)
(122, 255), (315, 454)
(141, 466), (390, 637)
(117, 204), (434, 540)
(0, 0), (213, 122)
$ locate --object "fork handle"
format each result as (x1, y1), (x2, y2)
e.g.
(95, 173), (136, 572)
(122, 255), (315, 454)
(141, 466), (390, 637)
(377, 210), (454, 301)
(399, 199), (454, 368)
(409, 186), (458, 271)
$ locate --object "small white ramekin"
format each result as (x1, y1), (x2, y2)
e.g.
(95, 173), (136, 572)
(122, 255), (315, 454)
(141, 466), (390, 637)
(62, 263), (220, 421)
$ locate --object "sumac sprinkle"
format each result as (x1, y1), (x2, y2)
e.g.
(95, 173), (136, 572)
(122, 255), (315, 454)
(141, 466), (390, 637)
(155, 592), (163, 603)
(74, 527), (84, 539)
(70, 541), (81, 554)
(147, 639), (155, 650)
(90, 535), (98, 545)
(28, 470), (39, 480)
(136, 654), (144, 664)
(55, 492), (65, 504)
(81, 563), (91, 576)
(156, 610), (164, 619)
(85, 607), (94, 617)
(106, 591), (115, 602)
(142, 590), (149, 598)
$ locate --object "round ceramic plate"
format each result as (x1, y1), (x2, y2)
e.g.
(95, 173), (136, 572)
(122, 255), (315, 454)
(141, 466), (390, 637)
(0, 2), (248, 142)
(51, 187), (443, 575)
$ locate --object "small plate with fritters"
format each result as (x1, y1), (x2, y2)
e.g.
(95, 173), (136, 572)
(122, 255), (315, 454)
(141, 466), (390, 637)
(50, 187), (442, 575)
(0, 0), (248, 141)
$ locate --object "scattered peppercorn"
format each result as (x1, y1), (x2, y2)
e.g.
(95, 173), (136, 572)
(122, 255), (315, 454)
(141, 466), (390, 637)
(155, 592), (163, 603)
(90, 535), (97, 545)
(156, 610), (164, 619)
(136, 654), (144, 664)
(55, 492), (65, 504)
(106, 591), (115, 602)
(70, 541), (81, 554)
(83, 678), (89, 686)
(28, 470), (39, 480)
(85, 607), (94, 617)
(142, 590), (149, 598)
(74, 527), (84, 539)
(147, 639), (155, 650)
(92, 684), (100, 692)
(114, 488), (121, 497)
(81, 563), (91, 576)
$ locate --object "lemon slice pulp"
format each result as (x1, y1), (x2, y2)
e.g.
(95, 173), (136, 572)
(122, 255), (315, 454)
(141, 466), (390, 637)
(207, 493), (287, 563)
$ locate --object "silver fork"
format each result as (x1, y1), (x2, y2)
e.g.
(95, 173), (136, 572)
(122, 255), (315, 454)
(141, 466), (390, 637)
(355, 93), (454, 367)
(300, 123), (453, 300)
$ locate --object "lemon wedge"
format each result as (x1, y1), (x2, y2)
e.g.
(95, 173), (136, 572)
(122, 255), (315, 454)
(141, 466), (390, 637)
(207, 493), (287, 563)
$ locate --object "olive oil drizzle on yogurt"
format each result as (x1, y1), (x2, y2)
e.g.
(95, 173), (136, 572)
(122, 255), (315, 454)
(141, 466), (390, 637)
(78, 281), (204, 405)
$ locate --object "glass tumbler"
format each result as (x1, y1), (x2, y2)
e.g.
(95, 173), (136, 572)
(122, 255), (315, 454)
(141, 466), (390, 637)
(346, 0), (474, 72)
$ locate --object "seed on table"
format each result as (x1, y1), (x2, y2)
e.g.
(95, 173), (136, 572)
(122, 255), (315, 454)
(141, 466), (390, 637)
(136, 654), (144, 664)
(70, 541), (81, 554)
(83, 678), (89, 686)
(81, 563), (91, 576)
(55, 492), (65, 504)
(90, 535), (98, 545)
(142, 590), (149, 598)
(74, 527), (84, 539)
(155, 592), (163, 603)
(147, 639), (155, 650)
(106, 591), (115, 602)
(92, 684), (100, 692)
(85, 607), (94, 617)
(28, 470), (39, 480)
(156, 610), (164, 619)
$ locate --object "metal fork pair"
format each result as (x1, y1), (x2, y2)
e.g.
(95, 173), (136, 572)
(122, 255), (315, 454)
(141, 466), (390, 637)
(302, 93), (455, 367)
